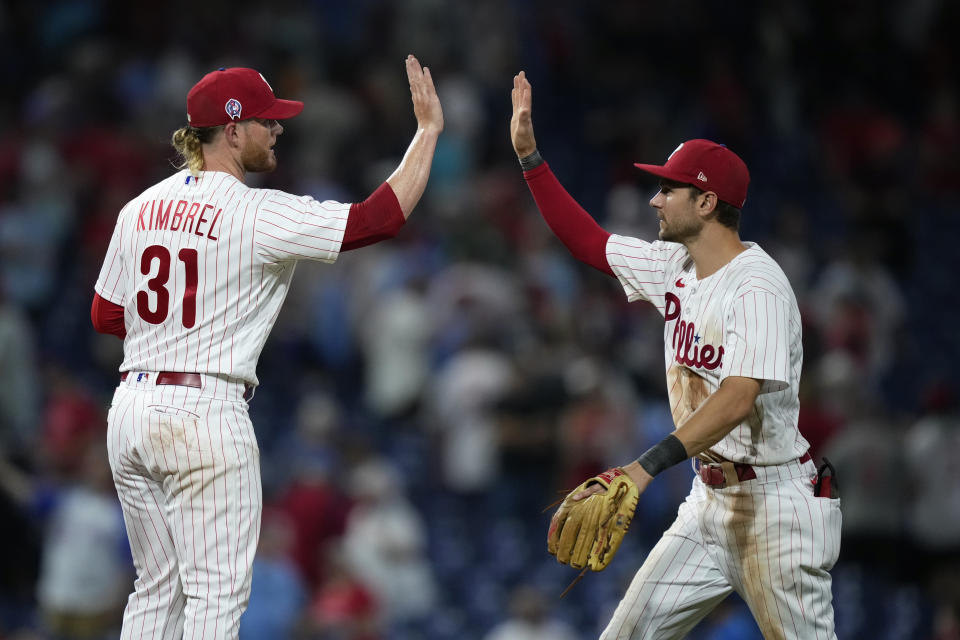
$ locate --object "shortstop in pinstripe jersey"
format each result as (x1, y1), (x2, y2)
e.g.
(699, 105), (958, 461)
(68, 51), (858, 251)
(511, 71), (840, 640)
(601, 236), (840, 640)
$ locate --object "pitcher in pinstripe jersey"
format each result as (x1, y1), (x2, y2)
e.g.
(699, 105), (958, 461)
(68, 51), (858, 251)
(91, 57), (443, 639)
(511, 72), (840, 639)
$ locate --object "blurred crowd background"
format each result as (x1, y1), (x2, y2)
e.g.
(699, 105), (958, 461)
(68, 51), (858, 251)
(0, 1), (958, 639)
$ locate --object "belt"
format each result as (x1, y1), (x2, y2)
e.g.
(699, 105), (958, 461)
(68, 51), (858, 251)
(121, 371), (201, 388)
(695, 451), (812, 487)
(120, 371), (254, 401)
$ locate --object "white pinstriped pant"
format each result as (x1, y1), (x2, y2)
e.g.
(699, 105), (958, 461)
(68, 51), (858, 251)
(107, 374), (262, 640)
(601, 459), (841, 640)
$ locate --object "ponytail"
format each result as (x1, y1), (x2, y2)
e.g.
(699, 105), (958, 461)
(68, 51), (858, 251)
(171, 125), (222, 176)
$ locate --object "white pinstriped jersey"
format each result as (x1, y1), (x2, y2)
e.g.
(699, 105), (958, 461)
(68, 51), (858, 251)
(95, 169), (350, 386)
(606, 237), (809, 465)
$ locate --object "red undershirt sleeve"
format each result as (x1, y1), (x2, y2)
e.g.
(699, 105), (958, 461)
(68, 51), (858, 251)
(91, 293), (126, 339)
(523, 162), (614, 276)
(342, 182), (406, 251)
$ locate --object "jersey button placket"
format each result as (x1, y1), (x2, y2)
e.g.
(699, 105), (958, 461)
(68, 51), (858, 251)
(684, 285), (697, 316)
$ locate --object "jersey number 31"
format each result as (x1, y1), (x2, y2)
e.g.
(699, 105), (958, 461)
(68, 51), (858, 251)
(136, 245), (198, 328)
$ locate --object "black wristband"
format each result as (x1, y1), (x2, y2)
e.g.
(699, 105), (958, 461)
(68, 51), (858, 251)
(518, 149), (544, 172)
(635, 434), (688, 477)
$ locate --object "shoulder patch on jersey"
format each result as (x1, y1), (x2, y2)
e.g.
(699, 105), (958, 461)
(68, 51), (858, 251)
(225, 98), (242, 120)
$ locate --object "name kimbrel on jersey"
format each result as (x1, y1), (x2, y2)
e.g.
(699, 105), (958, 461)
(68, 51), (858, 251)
(665, 291), (723, 370)
(137, 199), (223, 240)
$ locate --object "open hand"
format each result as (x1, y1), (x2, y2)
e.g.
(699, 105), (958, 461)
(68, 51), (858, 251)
(510, 71), (537, 158)
(406, 55), (443, 134)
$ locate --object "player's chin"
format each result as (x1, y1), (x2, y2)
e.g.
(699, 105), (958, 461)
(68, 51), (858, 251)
(252, 156), (278, 173)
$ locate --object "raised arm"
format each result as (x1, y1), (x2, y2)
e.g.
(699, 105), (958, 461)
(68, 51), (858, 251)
(385, 55), (444, 218)
(510, 72), (613, 276)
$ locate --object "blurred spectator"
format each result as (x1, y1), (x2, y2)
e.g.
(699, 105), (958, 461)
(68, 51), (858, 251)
(426, 263), (524, 360)
(0, 135), (74, 310)
(0, 455), (42, 634)
(427, 338), (515, 494)
(267, 389), (344, 491)
(38, 368), (104, 480)
(493, 367), (566, 517)
(811, 229), (906, 388)
(35, 443), (130, 640)
(904, 383), (960, 637)
(763, 202), (816, 307)
(821, 356), (907, 576)
(0, 296), (39, 453)
(917, 87), (959, 194)
(305, 545), (380, 640)
(271, 449), (351, 590)
(238, 509), (307, 640)
(819, 95), (907, 191)
(796, 342), (849, 462)
(359, 280), (431, 419)
(482, 584), (577, 640)
(342, 457), (436, 623)
(553, 357), (635, 487)
(904, 384), (960, 551)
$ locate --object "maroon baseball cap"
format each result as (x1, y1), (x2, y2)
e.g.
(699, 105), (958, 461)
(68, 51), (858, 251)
(634, 139), (750, 208)
(186, 67), (304, 128)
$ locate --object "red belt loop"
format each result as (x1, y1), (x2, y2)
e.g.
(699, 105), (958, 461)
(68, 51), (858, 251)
(699, 463), (726, 486)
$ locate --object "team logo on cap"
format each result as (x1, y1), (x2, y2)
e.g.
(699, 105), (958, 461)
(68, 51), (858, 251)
(224, 98), (242, 120)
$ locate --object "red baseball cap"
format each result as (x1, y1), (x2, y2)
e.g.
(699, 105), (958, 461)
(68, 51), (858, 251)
(634, 139), (750, 208)
(186, 67), (304, 128)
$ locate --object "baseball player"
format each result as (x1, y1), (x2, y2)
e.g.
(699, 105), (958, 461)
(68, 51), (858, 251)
(510, 71), (841, 639)
(90, 56), (442, 638)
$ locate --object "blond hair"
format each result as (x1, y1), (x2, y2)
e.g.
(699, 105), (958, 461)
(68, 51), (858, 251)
(171, 125), (223, 177)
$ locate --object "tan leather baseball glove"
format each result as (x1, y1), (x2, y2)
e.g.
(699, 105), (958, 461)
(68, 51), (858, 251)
(546, 467), (640, 571)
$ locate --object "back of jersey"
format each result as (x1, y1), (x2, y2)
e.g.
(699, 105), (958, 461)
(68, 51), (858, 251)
(95, 170), (349, 385)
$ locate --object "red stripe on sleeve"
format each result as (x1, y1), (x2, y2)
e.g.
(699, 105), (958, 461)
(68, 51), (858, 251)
(342, 182), (405, 251)
(91, 292), (126, 339)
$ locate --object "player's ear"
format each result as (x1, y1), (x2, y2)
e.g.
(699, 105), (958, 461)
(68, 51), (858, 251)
(698, 191), (719, 218)
(223, 121), (241, 148)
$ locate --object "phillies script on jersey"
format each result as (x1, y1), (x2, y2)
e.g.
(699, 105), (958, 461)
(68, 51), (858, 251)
(136, 198), (223, 240)
(664, 292), (723, 370)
